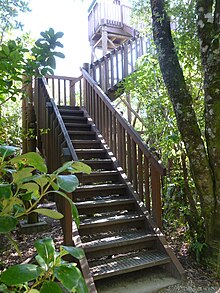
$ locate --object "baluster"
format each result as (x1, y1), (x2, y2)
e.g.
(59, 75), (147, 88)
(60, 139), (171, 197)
(127, 134), (132, 182)
(151, 165), (162, 229)
(138, 147), (144, 201)
(144, 156), (150, 212)
(131, 139), (137, 190)
(58, 78), (61, 105)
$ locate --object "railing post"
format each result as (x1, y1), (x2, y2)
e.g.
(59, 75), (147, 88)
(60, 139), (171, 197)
(61, 148), (73, 246)
(151, 166), (162, 229)
(83, 63), (90, 108)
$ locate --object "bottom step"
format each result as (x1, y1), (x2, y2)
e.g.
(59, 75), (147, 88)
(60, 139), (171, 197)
(95, 266), (179, 293)
(90, 250), (170, 280)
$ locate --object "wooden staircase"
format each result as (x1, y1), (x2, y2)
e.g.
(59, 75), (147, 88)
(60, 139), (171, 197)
(58, 105), (184, 291)
(33, 68), (185, 292)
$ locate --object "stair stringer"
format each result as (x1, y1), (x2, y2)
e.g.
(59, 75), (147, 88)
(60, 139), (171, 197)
(80, 107), (185, 280)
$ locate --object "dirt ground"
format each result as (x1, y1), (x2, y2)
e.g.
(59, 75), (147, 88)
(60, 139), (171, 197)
(1, 202), (220, 293)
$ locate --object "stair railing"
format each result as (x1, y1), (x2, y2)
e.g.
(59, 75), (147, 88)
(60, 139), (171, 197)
(81, 67), (166, 229)
(33, 76), (78, 170)
(90, 34), (151, 94)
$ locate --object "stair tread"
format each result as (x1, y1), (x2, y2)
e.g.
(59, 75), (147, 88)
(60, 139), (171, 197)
(82, 230), (155, 250)
(90, 250), (170, 279)
(77, 183), (126, 190)
(69, 130), (96, 134)
(80, 213), (143, 227)
(76, 197), (134, 207)
(75, 149), (106, 152)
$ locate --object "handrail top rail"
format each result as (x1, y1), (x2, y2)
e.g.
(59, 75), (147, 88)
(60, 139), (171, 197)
(40, 77), (78, 161)
(81, 68), (166, 175)
(45, 74), (82, 82)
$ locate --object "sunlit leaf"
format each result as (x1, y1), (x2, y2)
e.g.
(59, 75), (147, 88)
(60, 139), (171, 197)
(34, 238), (55, 266)
(0, 264), (44, 285)
(61, 246), (85, 260)
(10, 152), (47, 173)
(32, 208), (63, 219)
(40, 281), (62, 293)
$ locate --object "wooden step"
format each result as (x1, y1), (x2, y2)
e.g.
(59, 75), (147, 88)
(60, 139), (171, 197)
(69, 131), (97, 140)
(72, 140), (101, 149)
(75, 197), (136, 214)
(82, 231), (156, 259)
(61, 116), (88, 124)
(75, 149), (108, 159)
(79, 213), (145, 235)
(59, 109), (84, 116)
(74, 183), (127, 199)
(80, 170), (120, 184)
(65, 123), (91, 131)
(89, 250), (171, 280)
(79, 159), (114, 171)
(58, 105), (80, 110)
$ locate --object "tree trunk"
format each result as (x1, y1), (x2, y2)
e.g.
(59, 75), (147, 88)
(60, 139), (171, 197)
(150, 0), (220, 271)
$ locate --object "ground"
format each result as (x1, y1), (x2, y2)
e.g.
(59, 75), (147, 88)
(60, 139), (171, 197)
(0, 201), (220, 293)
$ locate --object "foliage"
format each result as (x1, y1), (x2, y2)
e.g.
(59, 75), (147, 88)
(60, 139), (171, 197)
(0, 28), (65, 105)
(0, 0), (30, 44)
(121, 0), (207, 246)
(0, 145), (91, 244)
(0, 238), (88, 293)
(0, 145), (91, 292)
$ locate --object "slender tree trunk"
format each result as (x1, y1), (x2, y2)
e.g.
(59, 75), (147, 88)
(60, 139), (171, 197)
(149, 0), (220, 270)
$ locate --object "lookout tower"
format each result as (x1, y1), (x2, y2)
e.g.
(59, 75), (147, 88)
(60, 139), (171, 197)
(88, 0), (135, 61)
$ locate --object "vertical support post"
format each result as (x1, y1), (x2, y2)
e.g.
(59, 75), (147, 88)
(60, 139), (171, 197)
(101, 25), (108, 56)
(61, 149), (73, 246)
(126, 93), (132, 124)
(151, 166), (162, 229)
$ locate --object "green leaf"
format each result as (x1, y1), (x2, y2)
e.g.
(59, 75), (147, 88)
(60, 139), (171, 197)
(32, 208), (64, 219)
(40, 281), (62, 293)
(10, 152), (47, 173)
(47, 56), (56, 69)
(71, 203), (80, 227)
(0, 216), (18, 233)
(22, 182), (39, 193)
(0, 264), (44, 285)
(69, 162), (91, 174)
(54, 32), (64, 39)
(54, 265), (82, 291)
(0, 145), (17, 157)
(29, 289), (40, 293)
(34, 238), (55, 266)
(0, 184), (12, 199)
(57, 175), (79, 193)
(55, 161), (74, 175)
(53, 52), (65, 59)
(12, 167), (35, 184)
(75, 275), (89, 293)
(35, 255), (47, 270)
(33, 175), (49, 188)
(53, 190), (79, 227)
(61, 246), (85, 260)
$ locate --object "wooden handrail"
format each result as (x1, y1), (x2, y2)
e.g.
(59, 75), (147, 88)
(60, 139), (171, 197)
(82, 68), (165, 175)
(41, 77), (78, 161)
(82, 67), (165, 228)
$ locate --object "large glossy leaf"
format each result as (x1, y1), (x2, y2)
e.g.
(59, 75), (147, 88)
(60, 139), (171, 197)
(0, 216), (18, 233)
(69, 162), (91, 174)
(0, 184), (12, 199)
(12, 167), (35, 184)
(32, 208), (63, 219)
(34, 238), (55, 267)
(40, 281), (62, 293)
(10, 152), (47, 173)
(29, 290), (40, 293)
(33, 175), (49, 188)
(55, 161), (74, 175)
(0, 264), (44, 285)
(57, 175), (79, 193)
(61, 246), (85, 260)
(54, 265), (82, 291)
(75, 275), (89, 293)
(0, 145), (17, 157)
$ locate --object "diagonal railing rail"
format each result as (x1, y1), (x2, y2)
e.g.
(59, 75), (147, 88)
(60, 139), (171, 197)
(81, 67), (166, 228)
